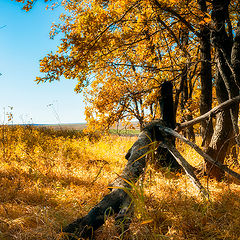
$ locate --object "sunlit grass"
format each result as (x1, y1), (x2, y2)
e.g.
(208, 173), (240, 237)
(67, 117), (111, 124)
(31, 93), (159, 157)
(0, 125), (239, 239)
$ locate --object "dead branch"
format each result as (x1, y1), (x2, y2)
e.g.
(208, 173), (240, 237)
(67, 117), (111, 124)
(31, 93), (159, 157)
(159, 125), (240, 181)
(175, 95), (240, 132)
(162, 142), (209, 198)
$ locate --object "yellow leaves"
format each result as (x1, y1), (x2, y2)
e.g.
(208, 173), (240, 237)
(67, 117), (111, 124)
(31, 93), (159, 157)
(199, 16), (212, 25)
(33, 0), (228, 135)
(35, 77), (42, 84)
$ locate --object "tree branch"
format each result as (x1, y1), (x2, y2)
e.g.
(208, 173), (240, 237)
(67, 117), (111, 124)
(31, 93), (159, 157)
(153, 0), (201, 38)
(159, 125), (240, 181)
(175, 95), (240, 132)
(162, 142), (209, 198)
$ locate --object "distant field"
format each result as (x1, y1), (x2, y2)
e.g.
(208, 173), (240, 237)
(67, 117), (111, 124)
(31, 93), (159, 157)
(33, 122), (140, 133)
(34, 123), (87, 130)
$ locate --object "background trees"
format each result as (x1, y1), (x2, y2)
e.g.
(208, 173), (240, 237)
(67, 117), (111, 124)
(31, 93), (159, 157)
(33, 0), (240, 179)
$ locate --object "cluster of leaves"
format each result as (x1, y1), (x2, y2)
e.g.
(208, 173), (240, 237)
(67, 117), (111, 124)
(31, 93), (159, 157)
(35, 0), (216, 130)
(14, 0), (49, 11)
(0, 125), (240, 239)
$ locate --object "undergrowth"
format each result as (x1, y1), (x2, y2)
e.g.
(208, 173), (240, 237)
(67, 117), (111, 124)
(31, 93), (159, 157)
(0, 125), (239, 240)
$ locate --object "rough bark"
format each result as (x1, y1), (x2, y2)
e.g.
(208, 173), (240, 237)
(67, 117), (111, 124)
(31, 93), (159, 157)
(159, 82), (176, 129)
(179, 64), (195, 142)
(156, 82), (181, 170)
(206, 0), (240, 180)
(205, 70), (234, 180)
(198, 0), (213, 148)
(184, 114), (195, 143)
(231, 22), (240, 88)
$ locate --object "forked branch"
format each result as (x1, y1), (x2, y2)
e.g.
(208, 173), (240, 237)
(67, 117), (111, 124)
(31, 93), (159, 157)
(159, 125), (240, 181)
(162, 142), (209, 198)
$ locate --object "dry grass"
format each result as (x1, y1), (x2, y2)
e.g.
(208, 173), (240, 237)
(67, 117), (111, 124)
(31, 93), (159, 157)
(0, 125), (239, 240)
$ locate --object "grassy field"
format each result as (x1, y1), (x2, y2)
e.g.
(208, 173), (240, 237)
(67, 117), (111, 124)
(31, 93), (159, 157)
(0, 125), (239, 240)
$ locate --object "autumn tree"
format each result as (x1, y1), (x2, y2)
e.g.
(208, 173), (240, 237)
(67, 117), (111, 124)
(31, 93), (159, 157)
(36, 0), (201, 126)
(34, 0), (240, 179)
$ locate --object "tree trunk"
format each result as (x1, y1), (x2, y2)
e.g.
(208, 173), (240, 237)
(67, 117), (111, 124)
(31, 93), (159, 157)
(179, 66), (195, 142)
(205, 0), (240, 180)
(185, 114), (195, 142)
(156, 82), (182, 170)
(178, 28), (196, 142)
(198, 0), (213, 148)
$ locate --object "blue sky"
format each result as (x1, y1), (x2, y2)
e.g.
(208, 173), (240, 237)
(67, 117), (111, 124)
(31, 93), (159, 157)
(0, 1), (86, 124)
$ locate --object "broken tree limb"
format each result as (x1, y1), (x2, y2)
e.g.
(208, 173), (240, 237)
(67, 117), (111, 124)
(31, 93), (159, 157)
(175, 95), (240, 132)
(162, 143), (209, 198)
(61, 121), (213, 239)
(159, 125), (240, 181)
(61, 129), (153, 239)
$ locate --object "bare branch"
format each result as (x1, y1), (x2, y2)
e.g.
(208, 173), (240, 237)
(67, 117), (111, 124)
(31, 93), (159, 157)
(153, 0), (201, 38)
(162, 143), (209, 198)
(176, 95), (240, 132)
(159, 125), (240, 181)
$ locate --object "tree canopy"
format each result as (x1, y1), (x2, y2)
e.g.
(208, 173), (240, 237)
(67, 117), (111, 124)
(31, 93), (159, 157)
(17, 0), (240, 179)
(35, 0), (211, 129)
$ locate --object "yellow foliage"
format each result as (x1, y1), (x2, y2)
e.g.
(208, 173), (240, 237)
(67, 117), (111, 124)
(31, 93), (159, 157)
(35, 0), (229, 130)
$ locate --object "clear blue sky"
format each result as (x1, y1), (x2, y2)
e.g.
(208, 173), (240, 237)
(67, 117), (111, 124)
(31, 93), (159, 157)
(0, 1), (86, 124)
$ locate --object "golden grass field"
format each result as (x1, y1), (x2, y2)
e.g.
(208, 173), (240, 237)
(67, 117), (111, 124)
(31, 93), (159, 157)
(0, 125), (240, 240)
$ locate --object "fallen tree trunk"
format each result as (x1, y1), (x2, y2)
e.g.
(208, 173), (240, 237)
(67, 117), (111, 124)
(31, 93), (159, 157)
(61, 120), (210, 239)
(61, 129), (152, 239)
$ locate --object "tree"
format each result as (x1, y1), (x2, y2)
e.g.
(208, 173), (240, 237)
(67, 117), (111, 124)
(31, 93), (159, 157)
(84, 55), (159, 132)
(198, 0), (213, 148)
(35, 0), (240, 179)
(36, 0), (201, 126)
(204, 0), (240, 179)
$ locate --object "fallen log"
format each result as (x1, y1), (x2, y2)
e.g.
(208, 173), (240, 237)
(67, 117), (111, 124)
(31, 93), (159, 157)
(61, 128), (153, 239)
(60, 120), (211, 239)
